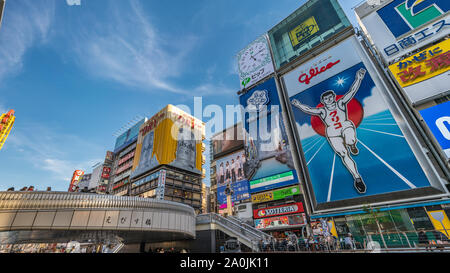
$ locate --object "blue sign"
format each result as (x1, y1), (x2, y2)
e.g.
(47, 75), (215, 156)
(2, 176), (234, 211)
(114, 119), (146, 153)
(420, 101), (450, 158)
(377, 0), (450, 38)
(239, 77), (297, 186)
(217, 180), (251, 206)
(289, 62), (431, 204)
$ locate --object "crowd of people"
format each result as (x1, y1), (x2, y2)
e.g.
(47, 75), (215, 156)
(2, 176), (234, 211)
(257, 232), (360, 252)
(0, 243), (118, 253)
(146, 247), (189, 253)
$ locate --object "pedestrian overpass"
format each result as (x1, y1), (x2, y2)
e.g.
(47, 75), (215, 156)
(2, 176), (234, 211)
(0, 192), (196, 245)
(0, 192), (269, 252)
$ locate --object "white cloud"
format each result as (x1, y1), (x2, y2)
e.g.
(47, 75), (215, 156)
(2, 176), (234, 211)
(0, 1), (55, 81)
(362, 86), (389, 117)
(296, 122), (317, 140)
(8, 123), (103, 186)
(69, 0), (231, 97)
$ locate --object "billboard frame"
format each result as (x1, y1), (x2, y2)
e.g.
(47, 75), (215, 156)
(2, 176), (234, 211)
(275, 30), (449, 214)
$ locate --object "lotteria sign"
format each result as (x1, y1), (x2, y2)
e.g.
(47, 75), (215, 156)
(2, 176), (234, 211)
(251, 185), (301, 204)
(253, 202), (304, 219)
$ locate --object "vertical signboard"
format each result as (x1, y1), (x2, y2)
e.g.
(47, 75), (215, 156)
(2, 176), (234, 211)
(420, 101), (450, 159)
(68, 170), (85, 192)
(282, 35), (445, 211)
(239, 77), (299, 193)
(156, 169), (166, 200)
(237, 34), (275, 90)
(355, 0), (450, 63)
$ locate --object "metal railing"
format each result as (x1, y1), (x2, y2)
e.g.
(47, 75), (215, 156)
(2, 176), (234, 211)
(197, 213), (270, 251)
(258, 229), (450, 253)
(0, 191), (195, 215)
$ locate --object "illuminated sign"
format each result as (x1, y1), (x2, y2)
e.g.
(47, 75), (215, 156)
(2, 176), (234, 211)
(420, 101), (450, 158)
(254, 213), (306, 229)
(253, 202), (304, 219)
(249, 171), (298, 193)
(251, 185), (301, 204)
(0, 110), (15, 151)
(289, 16), (320, 50)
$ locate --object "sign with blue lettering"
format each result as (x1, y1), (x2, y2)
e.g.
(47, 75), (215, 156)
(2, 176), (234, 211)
(420, 101), (450, 158)
(355, 0), (450, 63)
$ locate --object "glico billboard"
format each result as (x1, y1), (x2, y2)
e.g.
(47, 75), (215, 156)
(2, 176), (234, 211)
(282, 35), (447, 211)
(131, 105), (205, 179)
(0, 110), (15, 151)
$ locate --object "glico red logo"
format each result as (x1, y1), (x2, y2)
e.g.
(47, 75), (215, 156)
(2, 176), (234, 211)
(298, 60), (341, 85)
(257, 210), (266, 217)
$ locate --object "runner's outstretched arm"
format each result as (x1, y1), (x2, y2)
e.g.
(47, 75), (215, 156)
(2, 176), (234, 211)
(341, 68), (366, 104)
(292, 99), (322, 116)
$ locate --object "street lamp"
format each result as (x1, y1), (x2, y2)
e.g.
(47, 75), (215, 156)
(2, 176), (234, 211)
(0, 0), (5, 30)
(224, 184), (234, 216)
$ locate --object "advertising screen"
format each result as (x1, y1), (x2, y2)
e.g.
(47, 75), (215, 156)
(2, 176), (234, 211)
(254, 214), (306, 230)
(114, 119), (146, 153)
(420, 101), (450, 159)
(283, 36), (438, 209)
(388, 39), (450, 105)
(216, 150), (250, 206)
(211, 123), (244, 159)
(268, 0), (350, 69)
(239, 77), (298, 193)
(131, 105), (205, 179)
(251, 185), (301, 204)
(355, 0), (450, 63)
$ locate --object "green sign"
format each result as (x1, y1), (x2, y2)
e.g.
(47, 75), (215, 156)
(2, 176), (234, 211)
(273, 185), (301, 200)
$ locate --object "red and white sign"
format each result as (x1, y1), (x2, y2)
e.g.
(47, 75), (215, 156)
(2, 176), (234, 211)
(101, 167), (111, 179)
(68, 170), (84, 192)
(253, 202), (304, 219)
(282, 37), (363, 97)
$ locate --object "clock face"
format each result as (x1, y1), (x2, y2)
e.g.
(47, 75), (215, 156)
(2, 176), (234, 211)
(238, 41), (270, 76)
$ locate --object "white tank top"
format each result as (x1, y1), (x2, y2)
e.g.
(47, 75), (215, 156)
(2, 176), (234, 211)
(323, 104), (347, 130)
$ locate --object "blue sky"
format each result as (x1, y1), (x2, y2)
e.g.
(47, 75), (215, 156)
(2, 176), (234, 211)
(0, 0), (363, 191)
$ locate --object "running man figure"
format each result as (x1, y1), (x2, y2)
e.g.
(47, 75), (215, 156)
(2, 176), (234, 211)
(291, 68), (367, 194)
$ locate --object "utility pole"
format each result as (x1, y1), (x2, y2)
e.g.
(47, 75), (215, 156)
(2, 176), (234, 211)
(0, 0), (5, 30)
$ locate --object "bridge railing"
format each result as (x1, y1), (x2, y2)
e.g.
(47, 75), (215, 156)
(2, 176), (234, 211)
(197, 213), (271, 251)
(0, 192), (194, 215)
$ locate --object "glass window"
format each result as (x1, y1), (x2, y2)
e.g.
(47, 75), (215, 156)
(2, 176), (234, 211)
(407, 207), (434, 231)
(267, 0), (350, 69)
